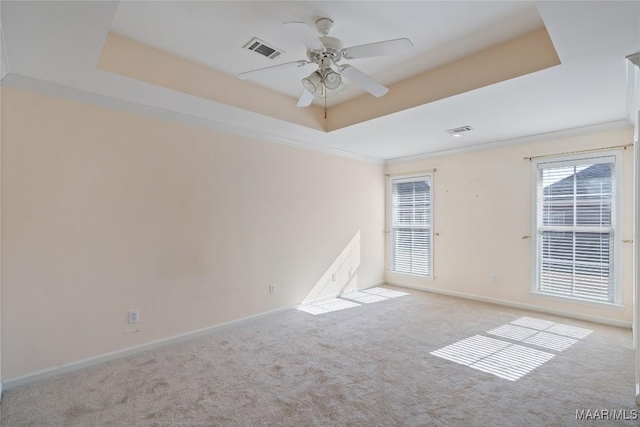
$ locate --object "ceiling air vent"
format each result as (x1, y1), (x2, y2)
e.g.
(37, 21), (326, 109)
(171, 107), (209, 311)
(446, 125), (474, 138)
(243, 37), (284, 60)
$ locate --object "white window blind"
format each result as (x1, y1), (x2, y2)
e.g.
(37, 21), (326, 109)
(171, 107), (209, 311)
(391, 175), (432, 277)
(535, 156), (616, 303)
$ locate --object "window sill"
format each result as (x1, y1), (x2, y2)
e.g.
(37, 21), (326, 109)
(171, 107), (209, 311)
(529, 291), (624, 310)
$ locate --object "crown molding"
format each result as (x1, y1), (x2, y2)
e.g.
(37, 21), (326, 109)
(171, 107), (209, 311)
(386, 120), (633, 164)
(2, 73), (634, 167)
(0, 73), (384, 164)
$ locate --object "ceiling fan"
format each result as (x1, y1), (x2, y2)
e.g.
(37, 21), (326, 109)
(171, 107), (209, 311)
(238, 18), (413, 107)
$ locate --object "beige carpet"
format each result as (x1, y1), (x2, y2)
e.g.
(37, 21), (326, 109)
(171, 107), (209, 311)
(1, 287), (636, 426)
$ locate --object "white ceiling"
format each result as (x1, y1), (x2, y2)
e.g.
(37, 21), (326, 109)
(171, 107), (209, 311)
(1, 1), (639, 161)
(109, 1), (544, 106)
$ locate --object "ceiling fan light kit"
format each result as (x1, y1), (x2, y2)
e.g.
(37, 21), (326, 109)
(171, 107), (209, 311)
(238, 17), (413, 107)
(322, 68), (342, 90)
(302, 71), (323, 94)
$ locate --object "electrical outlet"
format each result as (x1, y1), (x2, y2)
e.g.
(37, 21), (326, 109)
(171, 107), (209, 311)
(128, 309), (139, 324)
(269, 284), (276, 294)
(492, 275), (500, 284)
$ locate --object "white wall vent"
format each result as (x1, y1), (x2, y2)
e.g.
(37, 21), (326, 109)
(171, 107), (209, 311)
(445, 125), (474, 135)
(243, 38), (284, 60)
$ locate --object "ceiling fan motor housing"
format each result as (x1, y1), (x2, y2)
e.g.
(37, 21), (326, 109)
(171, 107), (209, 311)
(315, 18), (334, 36)
(319, 36), (343, 56)
(308, 37), (343, 66)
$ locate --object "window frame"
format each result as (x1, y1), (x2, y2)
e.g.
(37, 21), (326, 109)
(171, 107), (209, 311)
(387, 172), (434, 279)
(530, 150), (623, 306)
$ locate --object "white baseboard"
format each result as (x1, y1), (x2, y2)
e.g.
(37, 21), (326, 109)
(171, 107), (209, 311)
(7, 280), (621, 391)
(3, 280), (388, 391)
(3, 304), (298, 391)
(387, 280), (633, 329)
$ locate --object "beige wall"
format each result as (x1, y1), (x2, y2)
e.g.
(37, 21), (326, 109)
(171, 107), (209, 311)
(1, 85), (632, 383)
(0, 87), (385, 380)
(386, 128), (635, 325)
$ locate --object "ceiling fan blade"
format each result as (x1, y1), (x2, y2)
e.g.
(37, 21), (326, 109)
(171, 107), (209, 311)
(340, 65), (388, 97)
(296, 88), (314, 107)
(238, 60), (311, 80)
(343, 38), (413, 59)
(282, 22), (326, 51)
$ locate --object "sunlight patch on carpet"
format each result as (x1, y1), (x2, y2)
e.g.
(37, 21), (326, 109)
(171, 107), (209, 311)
(488, 323), (582, 352)
(431, 335), (510, 365)
(298, 299), (360, 315)
(363, 288), (409, 298)
(298, 287), (408, 315)
(349, 294), (388, 303)
(470, 344), (555, 381)
(504, 317), (593, 351)
(487, 324), (538, 341)
(545, 323), (593, 339)
(430, 335), (554, 381)
(339, 291), (387, 304)
(341, 287), (409, 304)
(511, 317), (556, 330)
(432, 316), (594, 381)
(523, 331), (578, 351)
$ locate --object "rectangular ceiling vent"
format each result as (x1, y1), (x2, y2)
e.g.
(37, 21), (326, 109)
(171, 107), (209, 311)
(445, 125), (474, 135)
(243, 37), (284, 60)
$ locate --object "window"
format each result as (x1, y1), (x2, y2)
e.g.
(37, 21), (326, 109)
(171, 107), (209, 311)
(532, 153), (620, 304)
(390, 174), (433, 277)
